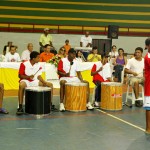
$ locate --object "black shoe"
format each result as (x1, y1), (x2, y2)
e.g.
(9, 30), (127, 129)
(135, 100), (143, 107)
(125, 102), (132, 108)
(51, 105), (59, 112)
(16, 108), (24, 115)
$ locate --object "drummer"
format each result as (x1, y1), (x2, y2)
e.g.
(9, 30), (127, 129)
(58, 48), (94, 112)
(16, 51), (53, 115)
(91, 55), (112, 107)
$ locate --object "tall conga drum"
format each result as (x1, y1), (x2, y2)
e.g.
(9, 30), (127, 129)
(25, 87), (51, 115)
(101, 82), (122, 111)
(65, 83), (87, 112)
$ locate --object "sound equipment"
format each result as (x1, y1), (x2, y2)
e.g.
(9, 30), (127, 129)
(107, 25), (119, 39)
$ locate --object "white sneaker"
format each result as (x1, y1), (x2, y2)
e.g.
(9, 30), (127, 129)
(86, 102), (94, 110)
(94, 101), (100, 107)
(60, 103), (65, 112)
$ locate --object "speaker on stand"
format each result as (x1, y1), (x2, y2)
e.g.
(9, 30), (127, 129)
(107, 25), (119, 39)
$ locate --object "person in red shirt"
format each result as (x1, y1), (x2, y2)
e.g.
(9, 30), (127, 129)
(16, 51), (53, 115)
(144, 38), (150, 134)
(91, 55), (112, 107)
(58, 48), (94, 111)
(40, 44), (54, 62)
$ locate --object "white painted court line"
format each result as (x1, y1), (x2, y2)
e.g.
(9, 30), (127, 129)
(96, 109), (145, 132)
(16, 128), (39, 130)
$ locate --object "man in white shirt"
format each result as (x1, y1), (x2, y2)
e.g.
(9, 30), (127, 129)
(5, 45), (21, 62)
(21, 43), (33, 62)
(58, 48), (94, 111)
(125, 47), (144, 106)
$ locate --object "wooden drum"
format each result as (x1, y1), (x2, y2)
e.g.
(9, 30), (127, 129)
(101, 82), (122, 111)
(25, 86), (51, 115)
(65, 82), (87, 112)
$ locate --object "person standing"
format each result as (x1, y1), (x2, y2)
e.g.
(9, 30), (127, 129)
(21, 43), (33, 62)
(63, 39), (71, 55)
(144, 38), (150, 134)
(39, 28), (53, 53)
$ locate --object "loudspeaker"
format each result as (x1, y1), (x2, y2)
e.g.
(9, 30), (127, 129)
(107, 25), (119, 39)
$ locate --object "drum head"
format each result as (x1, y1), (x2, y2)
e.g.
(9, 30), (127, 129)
(65, 82), (87, 86)
(25, 86), (51, 91)
(101, 82), (122, 86)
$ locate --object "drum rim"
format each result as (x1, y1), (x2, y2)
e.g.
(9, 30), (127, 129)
(101, 82), (122, 86)
(65, 82), (87, 86)
(25, 86), (51, 91)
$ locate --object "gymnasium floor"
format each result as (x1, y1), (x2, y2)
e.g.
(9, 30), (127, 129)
(1, 94), (150, 150)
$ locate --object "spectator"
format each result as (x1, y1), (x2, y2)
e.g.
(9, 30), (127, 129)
(63, 39), (71, 55)
(39, 28), (53, 53)
(58, 47), (66, 58)
(5, 45), (21, 62)
(76, 50), (86, 62)
(21, 43), (33, 62)
(87, 46), (101, 62)
(3, 41), (13, 55)
(109, 45), (118, 58)
(125, 47), (144, 107)
(40, 44), (54, 62)
(113, 48), (127, 82)
(80, 31), (92, 47)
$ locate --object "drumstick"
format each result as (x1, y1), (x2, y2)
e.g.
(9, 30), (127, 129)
(34, 67), (42, 76)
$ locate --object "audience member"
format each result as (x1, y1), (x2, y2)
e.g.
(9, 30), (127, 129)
(3, 41), (13, 55)
(80, 31), (92, 47)
(0, 83), (9, 114)
(63, 39), (71, 55)
(76, 50), (86, 62)
(0, 54), (5, 62)
(125, 47), (144, 107)
(16, 51), (53, 115)
(39, 28), (53, 53)
(87, 46), (101, 62)
(58, 47), (66, 58)
(113, 48), (127, 82)
(58, 48), (94, 111)
(91, 55), (112, 107)
(109, 45), (118, 58)
(21, 43), (33, 61)
(5, 46), (21, 62)
(40, 44), (54, 62)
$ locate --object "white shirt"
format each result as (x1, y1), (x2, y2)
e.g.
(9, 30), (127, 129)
(0, 54), (5, 62)
(5, 52), (21, 62)
(60, 58), (80, 77)
(125, 57), (144, 77)
(21, 50), (31, 61)
(109, 51), (118, 57)
(96, 62), (111, 81)
(80, 35), (92, 47)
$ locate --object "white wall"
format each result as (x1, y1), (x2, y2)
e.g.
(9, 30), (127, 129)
(0, 32), (148, 56)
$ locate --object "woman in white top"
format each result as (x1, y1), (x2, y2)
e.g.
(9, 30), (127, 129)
(76, 50), (86, 62)
(5, 46), (21, 62)
(109, 45), (118, 58)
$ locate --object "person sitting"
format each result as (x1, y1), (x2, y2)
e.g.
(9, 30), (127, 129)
(125, 47), (144, 107)
(87, 46), (101, 62)
(58, 47), (66, 58)
(76, 50), (86, 62)
(91, 55), (112, 107)
(16, 51), (53, 115)
(0, 83), (9, 114)
(58, 48), (94, 112)
(4, 45), (21, 62)
(63, 39), (71, 55)
(3, 41), (13, 55)
(40, 44), (54, 62)
(109, 45), (118, 58)
(21, 43), (33, 62)
(113, 48), (127, 82)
